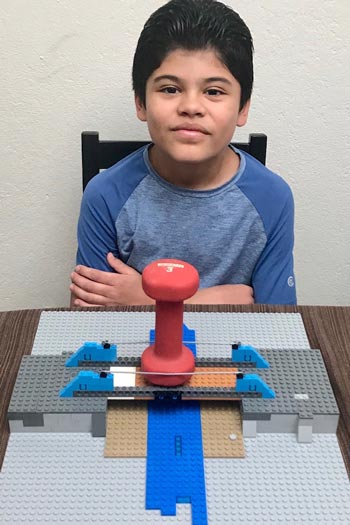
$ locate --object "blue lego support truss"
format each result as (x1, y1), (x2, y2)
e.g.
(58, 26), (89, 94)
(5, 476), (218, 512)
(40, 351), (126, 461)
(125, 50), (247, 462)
(65, 341), (117, 367)
(231, 343), (269, 368)
(60, 371), (114, 397)
(236, 373), (275, 398)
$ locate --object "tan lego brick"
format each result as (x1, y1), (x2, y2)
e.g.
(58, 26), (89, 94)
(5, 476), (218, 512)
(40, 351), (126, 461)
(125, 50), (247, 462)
(105, 393), (244, 459)
(200, 402), (245, 458)
(135, 366), (238, 388)
(104, 401), (147, 457)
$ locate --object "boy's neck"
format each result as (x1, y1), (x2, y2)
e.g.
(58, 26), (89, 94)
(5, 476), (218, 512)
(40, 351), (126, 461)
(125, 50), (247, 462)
(148, 145), (240, 191)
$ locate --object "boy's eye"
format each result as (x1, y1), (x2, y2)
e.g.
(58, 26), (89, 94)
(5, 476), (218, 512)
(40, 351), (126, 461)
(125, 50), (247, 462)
(206, 88), (224, 96)
(160, 86), (179, 94)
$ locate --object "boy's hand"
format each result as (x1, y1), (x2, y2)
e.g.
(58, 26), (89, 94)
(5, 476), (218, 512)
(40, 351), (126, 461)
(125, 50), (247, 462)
(70, 253), (154, 306)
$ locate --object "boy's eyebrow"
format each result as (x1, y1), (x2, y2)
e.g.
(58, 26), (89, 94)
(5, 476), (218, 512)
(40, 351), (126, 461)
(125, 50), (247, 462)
(152, 74), (233, 85)
(153, 75), (180, 83)
(204, 77), (233, 85)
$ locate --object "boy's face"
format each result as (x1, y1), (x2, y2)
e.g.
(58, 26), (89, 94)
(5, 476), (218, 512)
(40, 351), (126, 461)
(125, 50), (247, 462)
(135, 48), (250, 167)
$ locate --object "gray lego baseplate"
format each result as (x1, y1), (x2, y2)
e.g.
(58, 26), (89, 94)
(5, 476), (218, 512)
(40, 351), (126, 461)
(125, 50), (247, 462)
(1, 310), (349, 524)
(31, 311), (310, 356)
(1, 433), (350, 524)
(8, 349), (339, 438)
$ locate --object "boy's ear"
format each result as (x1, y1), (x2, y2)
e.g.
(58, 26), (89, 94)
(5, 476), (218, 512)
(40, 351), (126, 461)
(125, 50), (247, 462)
(237, 99), (251, 127)
(135, 95), (147, 122)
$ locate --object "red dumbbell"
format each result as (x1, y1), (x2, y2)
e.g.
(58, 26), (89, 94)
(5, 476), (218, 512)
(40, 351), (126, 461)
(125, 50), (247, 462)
(141, 259), (199, 386)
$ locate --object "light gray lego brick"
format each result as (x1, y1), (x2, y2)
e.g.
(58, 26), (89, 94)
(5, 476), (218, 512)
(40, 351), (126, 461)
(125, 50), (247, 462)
(186, 311), (310, 352)
(32, 311), (156, 357)
(241, 348), (339, 427)
(298, 417), (314, 443)
(8, 355), (106, 417)
(205, 433), (350, 524)
(0, 434), (191, 524)
(9, 414), (93, 433)
(1, 434), (350, 524)
(242, 419), (257, 437)
(255, 414), (339, 435)
(31, 311), (310, 357)
(243, 414), (338, 438)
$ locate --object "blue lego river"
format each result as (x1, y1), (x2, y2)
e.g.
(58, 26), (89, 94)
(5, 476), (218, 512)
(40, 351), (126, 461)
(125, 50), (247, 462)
(146, 324), (207, 525)
(146, 399), (208, 525)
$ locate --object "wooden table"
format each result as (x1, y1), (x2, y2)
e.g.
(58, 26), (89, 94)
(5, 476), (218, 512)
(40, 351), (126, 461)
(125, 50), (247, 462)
(1, 305), (349, 476)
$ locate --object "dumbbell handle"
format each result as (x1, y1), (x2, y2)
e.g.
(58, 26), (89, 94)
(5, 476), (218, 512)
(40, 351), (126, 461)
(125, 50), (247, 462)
(153, 300), (184, 359)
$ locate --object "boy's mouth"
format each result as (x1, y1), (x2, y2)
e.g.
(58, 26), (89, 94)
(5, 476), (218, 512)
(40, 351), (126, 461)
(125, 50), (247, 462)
(172, 123), (210, 135)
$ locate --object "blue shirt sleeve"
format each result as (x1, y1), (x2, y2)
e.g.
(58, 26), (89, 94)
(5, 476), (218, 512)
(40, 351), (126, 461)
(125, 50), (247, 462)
(251, 187), (297, 304)
(76, 176), (119, 272)
(76, 146), (149, 272)
(236, 153), (297, 305)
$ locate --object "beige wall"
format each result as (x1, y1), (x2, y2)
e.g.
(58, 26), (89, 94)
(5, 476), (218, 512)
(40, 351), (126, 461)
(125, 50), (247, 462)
(1, 0), (349, 309)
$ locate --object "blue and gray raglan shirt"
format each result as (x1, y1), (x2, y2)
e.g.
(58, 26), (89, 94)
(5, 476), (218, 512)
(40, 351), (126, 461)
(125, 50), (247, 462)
(77, 145), (297, 304)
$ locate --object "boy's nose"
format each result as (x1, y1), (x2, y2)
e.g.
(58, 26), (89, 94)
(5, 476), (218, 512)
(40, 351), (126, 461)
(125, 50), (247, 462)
(177, 93), (205, 116)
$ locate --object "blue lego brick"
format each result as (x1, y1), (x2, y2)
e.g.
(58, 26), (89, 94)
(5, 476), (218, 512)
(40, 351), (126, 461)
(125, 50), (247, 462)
(65, 341), (117, 366)
(235, 373), (275, 399)
(60, 371), (114, 397)
(146, 400), (207, 525)
(182, 324), (196, 356)
(150, 323), (197, 356)
(231, 343), (269, 368)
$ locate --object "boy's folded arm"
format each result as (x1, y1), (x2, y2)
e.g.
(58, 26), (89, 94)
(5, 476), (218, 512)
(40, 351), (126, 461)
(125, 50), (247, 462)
(70, 255), (253, 306)
(70, 253), (155, 306)
(185, 284), (254, 305)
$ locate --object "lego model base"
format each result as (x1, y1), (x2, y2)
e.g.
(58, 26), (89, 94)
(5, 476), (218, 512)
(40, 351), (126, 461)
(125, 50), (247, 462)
(8, 346), (339, 441)
(1, 311), (349, 525)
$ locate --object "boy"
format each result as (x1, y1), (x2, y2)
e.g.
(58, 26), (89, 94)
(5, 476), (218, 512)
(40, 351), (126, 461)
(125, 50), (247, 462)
(70, 0), (296, 306)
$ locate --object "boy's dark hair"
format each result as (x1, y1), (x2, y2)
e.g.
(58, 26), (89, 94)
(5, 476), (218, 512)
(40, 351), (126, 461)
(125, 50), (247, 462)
(132, 0), (253, 110)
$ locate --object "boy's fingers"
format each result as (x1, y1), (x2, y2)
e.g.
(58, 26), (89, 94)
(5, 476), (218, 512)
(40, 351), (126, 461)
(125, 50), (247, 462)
(107, 253), (139, 275)
(70, 273), (108, 295)
(70, 278), (106, 300)
(74, 265), (115, 284)
(106, 254), (125, 273)
(73, 299), (103, 307)
(70, 284), (108, 305)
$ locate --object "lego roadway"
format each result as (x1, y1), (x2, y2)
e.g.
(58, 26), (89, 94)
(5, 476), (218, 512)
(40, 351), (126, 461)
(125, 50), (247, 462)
(1, 310), (350, 524)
